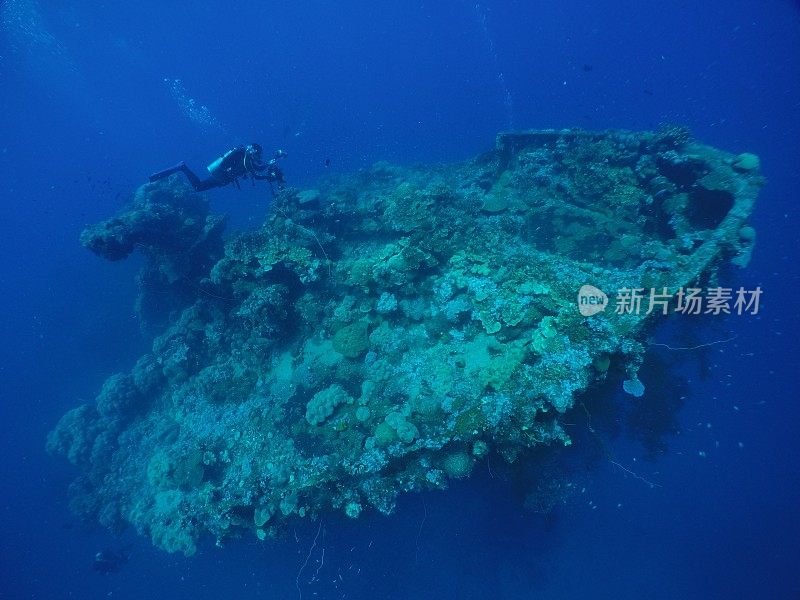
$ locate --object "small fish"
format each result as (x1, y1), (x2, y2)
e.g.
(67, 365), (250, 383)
(324, 158), (331, 167)
(92, 548), (128, 574)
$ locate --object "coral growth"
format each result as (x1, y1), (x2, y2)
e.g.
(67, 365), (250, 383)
(49, 129), (761, 554)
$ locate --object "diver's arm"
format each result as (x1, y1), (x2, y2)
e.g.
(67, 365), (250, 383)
(252, 167), (284, 182)
(255, 150), (287, 172)
(249, 158), (270, 173)
(246, 150), (286, 181)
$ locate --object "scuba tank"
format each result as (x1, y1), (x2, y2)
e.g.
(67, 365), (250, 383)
(205, 147), (244, 183)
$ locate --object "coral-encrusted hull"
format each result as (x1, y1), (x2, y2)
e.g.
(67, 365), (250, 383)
(48, 129), (761, 554)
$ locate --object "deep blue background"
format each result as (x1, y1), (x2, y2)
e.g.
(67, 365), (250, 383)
(1, 0), (799, 598)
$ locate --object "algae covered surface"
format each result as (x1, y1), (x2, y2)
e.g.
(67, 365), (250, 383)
(48, 129), (761, 555)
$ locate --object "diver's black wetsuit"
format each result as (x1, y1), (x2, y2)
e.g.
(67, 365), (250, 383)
(149, 145), (284, 191)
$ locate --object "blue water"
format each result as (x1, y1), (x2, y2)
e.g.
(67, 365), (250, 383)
(1, 1), (799, 598)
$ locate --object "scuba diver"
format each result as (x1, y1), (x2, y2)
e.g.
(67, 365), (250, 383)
(149, 144), (287, 193)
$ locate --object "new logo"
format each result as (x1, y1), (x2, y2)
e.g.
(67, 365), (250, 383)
(577, 284), (608, 316)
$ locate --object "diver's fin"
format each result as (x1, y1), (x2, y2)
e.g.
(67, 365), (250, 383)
(148, 162), (186, 183)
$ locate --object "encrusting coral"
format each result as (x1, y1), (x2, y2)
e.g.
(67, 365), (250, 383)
(48, 129), (761, 554)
